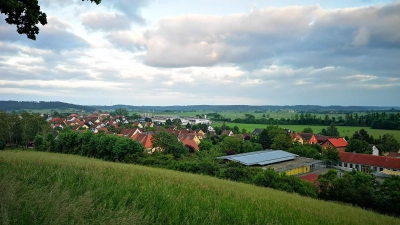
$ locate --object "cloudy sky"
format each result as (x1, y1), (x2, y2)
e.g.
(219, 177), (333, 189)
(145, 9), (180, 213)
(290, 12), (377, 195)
(0, 0), (399, 106)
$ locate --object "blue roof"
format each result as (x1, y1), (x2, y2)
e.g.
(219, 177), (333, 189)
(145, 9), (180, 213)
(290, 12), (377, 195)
(217, 150), (298, 166)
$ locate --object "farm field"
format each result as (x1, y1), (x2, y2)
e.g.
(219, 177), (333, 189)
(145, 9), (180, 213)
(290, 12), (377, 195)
(214, 122), (400, 140)
(1, 150), (399, 225)
(133, 110), (367, 120)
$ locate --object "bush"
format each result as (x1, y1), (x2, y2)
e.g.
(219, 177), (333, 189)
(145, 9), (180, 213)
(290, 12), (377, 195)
(226, 150), (236, 155)
(0, 141), (5, 150)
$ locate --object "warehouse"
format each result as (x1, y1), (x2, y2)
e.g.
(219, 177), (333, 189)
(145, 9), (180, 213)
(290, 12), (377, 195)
(217, 150), (322, 175)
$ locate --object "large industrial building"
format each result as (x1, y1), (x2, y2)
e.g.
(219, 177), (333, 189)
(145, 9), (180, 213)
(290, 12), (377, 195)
(217, 150), (322, 176)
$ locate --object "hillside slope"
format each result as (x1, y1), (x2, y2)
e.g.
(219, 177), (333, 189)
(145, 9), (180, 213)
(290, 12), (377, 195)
(0, 101), (95, 112)
(0, 150), (398, 225)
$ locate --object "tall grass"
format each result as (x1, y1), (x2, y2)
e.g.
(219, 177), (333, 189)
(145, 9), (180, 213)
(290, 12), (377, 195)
(1, 150), (399, 225)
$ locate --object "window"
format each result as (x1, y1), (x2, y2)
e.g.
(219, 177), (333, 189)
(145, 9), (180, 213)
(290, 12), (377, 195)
(380, 168), (383, 172)
(344, 163), (348, 167)
(350, 164), (353, 168)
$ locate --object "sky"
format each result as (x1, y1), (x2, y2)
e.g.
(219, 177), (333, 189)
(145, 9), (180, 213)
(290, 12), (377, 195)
(0, 0), (399, 106)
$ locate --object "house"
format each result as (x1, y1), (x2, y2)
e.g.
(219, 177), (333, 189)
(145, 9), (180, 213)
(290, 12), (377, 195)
(196, 129), (206, 138)
(120, 128), (141, 138)
(337, 152), (400, 175)
(144, 122), (154, 128)
(133, 122), (143, 128)
(371, 145), (380, 156)
(182, 139), (199, 151)
(252, 128), (264, 135)
(314, 134), (330, 144)
(95, 127), (109, 134)
(387, 151), (400, 158)
(207, 126), (215, 132)
(289, 132), (303, 144)
(221, 130), (234, 136)
(178, 133), (201, 145)
(132, 133), (154, 153)
(298, 133), (318, 145)
(99, 111), (110, 117)
(321, 138), (348, 152)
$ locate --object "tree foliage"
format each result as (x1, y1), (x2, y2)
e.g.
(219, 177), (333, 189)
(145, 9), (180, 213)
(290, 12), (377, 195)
(302, 127), (313, 133)
(258, 129), (272, 149)
(320, 123), (340, 136)
(219, 136), (242, 153)
(317, 169), (400, 216)
(377, 134), (400, 154)
(0, 0), (101, 40)
(113, 108), (129, 117)
(151, 130), (188, 158)
(346, 139), (371, 154)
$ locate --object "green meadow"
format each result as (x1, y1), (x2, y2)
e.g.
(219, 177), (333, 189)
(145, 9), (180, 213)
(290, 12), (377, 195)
(135, 110), (367, 120)
(1, 150), (399, 225)
(213, 122), (400, 141)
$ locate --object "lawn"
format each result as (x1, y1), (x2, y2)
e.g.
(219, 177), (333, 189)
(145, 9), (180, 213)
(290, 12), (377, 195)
(1, 150), (399, 224)
(214, 122), (400, 140)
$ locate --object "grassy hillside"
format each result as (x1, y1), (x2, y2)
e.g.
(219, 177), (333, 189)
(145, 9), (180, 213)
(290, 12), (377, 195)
(215, 122), (400, 141)
(1, 151), (399, 225)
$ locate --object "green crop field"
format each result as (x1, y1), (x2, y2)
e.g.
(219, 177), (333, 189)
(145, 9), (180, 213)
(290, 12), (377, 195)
(1, 150), (399, 224)
(213, 122), (400, 141)
(134, 110), (370, 120)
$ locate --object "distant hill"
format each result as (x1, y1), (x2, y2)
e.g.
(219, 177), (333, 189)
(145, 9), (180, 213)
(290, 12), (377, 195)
(0, 101), (95, 112)
(91, 104), (400, 112)
(1, 100), (398, 113)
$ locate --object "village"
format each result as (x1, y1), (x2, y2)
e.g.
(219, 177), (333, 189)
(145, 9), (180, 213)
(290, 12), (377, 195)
(47, 110), (400, 182)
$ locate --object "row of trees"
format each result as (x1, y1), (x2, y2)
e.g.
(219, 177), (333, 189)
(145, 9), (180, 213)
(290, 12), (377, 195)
(0, 111), (50, 148)
(344, 129), (400, 154)
(34, 127), (145, 162)
(212, 112), (400, 130)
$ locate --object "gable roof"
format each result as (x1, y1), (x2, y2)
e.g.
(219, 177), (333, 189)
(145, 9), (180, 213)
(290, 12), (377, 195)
(97, 127), (109, 133)
(340, 152), (400, 169)
(182, 139), (199, 150)
(221, 130), (233, 135)
(387, 152), (400, 158)
(314, 134), (330, 143)
(325, 138), (347, 147)
(132, 133), (153, 149)
(298, 133), (314, 142)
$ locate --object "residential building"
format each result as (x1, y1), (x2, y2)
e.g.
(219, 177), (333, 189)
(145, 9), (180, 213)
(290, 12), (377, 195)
(322, 138), (348, 152)
(337, 152), (400, 176)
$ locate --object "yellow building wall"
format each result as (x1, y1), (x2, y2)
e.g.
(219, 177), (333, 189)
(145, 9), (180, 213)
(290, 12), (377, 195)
(284, 165), (311, 176)
(383, 169), (400, 176)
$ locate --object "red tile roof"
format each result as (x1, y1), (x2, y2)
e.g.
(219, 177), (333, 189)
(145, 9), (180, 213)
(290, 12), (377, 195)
(182, 139), (199, 150)
(325, 138), (347, 147)
(299, 173), (319, 183)
(132, 133), (153, 149)
(97, 127), (109, 133)
(340, 152), (400, 169)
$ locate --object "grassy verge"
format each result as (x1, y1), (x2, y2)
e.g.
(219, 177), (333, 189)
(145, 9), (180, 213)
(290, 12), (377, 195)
(1, 150), (399, 225)
(215, 122), (400, 140)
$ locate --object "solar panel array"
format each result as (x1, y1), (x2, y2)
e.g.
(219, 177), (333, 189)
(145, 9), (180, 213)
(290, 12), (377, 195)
(217, 150), (298, 166)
